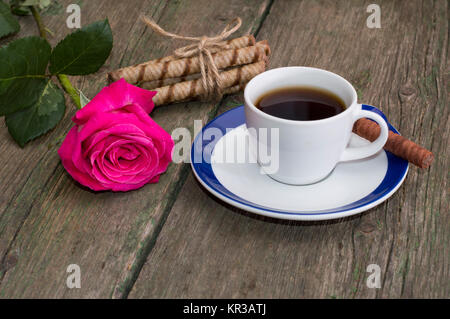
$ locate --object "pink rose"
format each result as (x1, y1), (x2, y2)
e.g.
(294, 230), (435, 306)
(58, 79), (174, 192)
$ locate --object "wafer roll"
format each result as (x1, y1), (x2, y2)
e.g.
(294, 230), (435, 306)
(353, 118), (434, 168)
(222, 82), (248, 95)
(153, 60), (266, 106)
(141, 74), (201, 90)
(108, 35), (256, 83)
(145, 78), (247, 95)
(150, 82), (247, 105)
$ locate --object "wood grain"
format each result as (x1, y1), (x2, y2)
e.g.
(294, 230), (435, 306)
(129, 0), (449, 298)
(0, 0), (271, 298)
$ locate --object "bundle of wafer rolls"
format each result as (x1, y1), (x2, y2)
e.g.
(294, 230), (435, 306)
(108, 35), (270, 106)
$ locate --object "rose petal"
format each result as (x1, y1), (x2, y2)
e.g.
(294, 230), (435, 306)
(73, 79), (157, 125)
(58, 127), (108, 191)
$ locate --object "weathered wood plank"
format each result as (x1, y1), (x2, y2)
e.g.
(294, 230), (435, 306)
(0, 0), (271, 298)
(129, 0), (449, 298)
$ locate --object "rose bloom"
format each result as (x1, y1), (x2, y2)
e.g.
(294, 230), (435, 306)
(58, 79), (174, 192)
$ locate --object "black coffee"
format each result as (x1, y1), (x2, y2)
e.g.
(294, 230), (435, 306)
(255, 86), (346, 121)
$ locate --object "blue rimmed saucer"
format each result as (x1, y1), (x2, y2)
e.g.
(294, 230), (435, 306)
(191, 105), (408, 221)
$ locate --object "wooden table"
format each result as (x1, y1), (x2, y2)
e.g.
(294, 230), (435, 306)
(0, 0), (448, 298)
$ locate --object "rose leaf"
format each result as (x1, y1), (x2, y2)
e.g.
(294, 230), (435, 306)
(0, 1), (20, 38)
(49, 19), (113, 75)
(79, 89), (90, 108)
(6, 80), (65, 147)
(0, 36), (51, 115)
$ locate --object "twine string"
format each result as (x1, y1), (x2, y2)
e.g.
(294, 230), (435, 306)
(141, 16), (242, 100)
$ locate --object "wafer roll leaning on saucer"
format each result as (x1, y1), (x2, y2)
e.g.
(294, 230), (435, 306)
(108, 35), (257, 83)
(153, 60), (266, 106)
(353, 118), (434, 168)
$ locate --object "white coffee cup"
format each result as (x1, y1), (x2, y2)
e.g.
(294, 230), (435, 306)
(244, 66), (389, 185)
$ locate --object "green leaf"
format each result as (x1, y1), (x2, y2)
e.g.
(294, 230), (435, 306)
(6, 80), (65, 147)
(0, 36), (51, 115)
(0, 0), (20, 38)
(18, 0), (40, 5)
(20, 0), (51, 9)
(79, 90), (90, 107)
(41, 0), (63, 16)
(39, 0), (51, 9)
(10, 5), (31, 16)
(49, 19), (113, 75)
(9, 1), (54, 16)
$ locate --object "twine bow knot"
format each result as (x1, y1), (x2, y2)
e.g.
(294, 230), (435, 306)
(141, 16), (242, 101)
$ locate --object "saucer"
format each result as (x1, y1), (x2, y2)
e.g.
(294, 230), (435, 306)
(191, 105), (408, 221)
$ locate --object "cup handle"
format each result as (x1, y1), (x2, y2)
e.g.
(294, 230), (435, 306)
(340, 105), (389, 162)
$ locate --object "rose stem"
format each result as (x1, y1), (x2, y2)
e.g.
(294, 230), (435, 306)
(56, 74), (81, 109)
(30, 5), (82, 109)
(30, 6), (46, 38)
